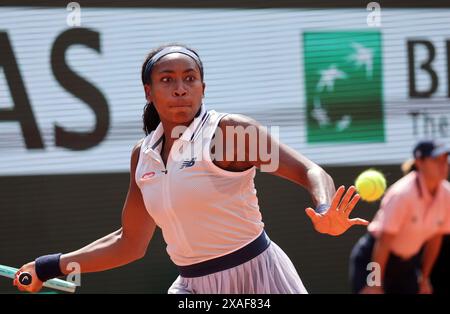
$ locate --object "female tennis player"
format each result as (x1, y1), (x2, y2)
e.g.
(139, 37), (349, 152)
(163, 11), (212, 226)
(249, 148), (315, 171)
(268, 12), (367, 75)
(349, 140), (450, 294)
(14, 44), (368, 294)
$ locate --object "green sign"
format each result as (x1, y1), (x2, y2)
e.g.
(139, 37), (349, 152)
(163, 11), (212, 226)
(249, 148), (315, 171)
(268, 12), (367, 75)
(303, 31), (385, 143)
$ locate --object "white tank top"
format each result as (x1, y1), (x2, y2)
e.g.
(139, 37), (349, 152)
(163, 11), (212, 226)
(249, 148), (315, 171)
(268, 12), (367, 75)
(135, 106), (264, 266)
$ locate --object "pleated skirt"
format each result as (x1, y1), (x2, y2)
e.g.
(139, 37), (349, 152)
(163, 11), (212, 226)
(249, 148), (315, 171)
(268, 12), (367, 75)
(168, 241), (307, 294)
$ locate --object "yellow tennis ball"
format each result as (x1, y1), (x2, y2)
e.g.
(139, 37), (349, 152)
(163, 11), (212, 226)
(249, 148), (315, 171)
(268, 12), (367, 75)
(355, 169), (386, 202)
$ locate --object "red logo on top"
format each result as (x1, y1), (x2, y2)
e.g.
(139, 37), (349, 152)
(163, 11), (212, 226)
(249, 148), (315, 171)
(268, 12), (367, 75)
(141, 172), (155, 180)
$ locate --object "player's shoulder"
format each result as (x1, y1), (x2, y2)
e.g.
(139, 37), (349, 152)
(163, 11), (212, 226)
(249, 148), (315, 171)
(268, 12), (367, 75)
(130, 137), (145, 165)
(217, 113), (260, 130)
(132, 138), (145, 154)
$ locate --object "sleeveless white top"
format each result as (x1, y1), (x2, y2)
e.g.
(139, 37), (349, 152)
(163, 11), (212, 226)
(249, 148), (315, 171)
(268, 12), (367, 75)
(135, 106), (264, 266)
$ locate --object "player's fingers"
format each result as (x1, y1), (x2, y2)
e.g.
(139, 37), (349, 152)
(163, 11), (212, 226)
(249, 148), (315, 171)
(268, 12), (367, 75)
(18, 280), (36, 293)
(13, 271), (21, 286)
(338, 186), (356, 212)
(345, 193), (361, 215)
(16, 283), (26, 292)
(305, 207), (320, 223)
(349, 218), (369, 226)
(330, 185), (345, 211)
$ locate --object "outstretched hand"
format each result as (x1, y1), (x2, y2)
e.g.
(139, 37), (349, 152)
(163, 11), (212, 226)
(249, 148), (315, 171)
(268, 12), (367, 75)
(305, 185), (369, 236)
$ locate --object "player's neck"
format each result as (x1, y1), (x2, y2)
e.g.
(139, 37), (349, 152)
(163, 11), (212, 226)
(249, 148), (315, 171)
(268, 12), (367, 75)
(160, 119), (191, 141)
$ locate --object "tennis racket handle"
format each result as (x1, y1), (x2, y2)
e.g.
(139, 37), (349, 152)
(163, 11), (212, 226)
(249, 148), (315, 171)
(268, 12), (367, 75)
(17, 271), (77, 293)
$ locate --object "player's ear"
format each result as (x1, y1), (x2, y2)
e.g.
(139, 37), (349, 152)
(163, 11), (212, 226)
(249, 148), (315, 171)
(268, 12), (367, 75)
(202, 82), (206, 98)
(144, 84), (153, 103)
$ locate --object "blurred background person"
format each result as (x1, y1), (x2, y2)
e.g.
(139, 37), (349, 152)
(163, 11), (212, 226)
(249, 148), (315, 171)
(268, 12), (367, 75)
(349, 140), (450, 294)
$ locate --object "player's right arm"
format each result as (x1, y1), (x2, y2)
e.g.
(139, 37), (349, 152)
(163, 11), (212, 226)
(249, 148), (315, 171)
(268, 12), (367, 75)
(14, 140), (156, 292)
(58, 140), (156, 273)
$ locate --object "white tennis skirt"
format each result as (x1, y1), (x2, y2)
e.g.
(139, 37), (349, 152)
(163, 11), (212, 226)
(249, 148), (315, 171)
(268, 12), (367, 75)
(168, 241), (308, 294)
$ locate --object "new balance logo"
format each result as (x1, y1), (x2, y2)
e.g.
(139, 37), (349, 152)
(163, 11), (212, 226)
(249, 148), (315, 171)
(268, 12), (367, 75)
(180, 158), (196, 169)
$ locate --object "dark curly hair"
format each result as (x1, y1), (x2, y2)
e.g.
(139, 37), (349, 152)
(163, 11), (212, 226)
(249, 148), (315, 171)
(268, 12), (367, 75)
(141, 44), (204, 135)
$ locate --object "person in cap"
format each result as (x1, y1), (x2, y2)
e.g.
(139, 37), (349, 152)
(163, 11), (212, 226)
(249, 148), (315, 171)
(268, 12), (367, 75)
(349, 140), (450, 294)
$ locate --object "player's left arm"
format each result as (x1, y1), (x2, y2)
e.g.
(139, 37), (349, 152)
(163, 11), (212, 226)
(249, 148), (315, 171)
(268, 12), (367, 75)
(217, 114), (332, 204)
(216, 114), (368, 236)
